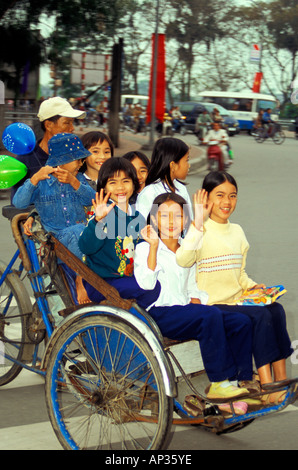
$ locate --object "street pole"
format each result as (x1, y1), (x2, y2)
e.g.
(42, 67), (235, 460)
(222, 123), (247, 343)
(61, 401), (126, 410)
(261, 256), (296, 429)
(145, 0), (159, 150)
(250, 0), (264, 75)
(109, 39), (123, 148)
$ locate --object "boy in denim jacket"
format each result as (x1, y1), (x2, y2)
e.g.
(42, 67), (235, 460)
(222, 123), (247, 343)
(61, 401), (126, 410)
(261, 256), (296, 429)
(13, 133), (96, 302)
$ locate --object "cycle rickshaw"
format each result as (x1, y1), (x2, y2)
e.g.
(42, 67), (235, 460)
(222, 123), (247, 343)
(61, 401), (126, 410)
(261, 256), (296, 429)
(1, 205), (298, 450)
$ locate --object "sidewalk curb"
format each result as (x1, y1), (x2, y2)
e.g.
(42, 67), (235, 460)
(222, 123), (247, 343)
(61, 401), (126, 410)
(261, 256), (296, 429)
(75, 126), (207, 174)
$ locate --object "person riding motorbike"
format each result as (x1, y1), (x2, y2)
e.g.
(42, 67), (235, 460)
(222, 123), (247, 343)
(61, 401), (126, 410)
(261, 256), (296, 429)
(203, 122), (230, 170)
(170, 106), (183, 131)
(195, 110), (212, 143)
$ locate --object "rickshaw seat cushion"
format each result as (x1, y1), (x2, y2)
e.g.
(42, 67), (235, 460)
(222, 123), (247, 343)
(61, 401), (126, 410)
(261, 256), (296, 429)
(2, 204), (35, 220)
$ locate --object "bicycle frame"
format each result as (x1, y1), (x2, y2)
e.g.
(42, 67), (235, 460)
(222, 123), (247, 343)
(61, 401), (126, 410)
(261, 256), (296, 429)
(0, 236), (55, 377)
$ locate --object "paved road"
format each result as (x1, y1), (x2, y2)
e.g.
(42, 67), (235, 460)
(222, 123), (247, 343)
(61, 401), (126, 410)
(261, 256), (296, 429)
(1, 132), (298, 450)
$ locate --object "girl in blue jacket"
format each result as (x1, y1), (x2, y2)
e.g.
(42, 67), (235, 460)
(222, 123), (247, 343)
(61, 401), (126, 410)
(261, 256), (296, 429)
(78, 158), (160, 309)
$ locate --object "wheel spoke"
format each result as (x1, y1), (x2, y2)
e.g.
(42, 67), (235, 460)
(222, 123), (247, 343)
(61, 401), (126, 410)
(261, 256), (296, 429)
(0, 266), (32, 385)
(46, 315), (172, 450)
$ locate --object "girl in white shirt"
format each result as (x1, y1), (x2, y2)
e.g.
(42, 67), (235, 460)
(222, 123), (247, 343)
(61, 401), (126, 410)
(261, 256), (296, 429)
(134, 192), (254, 402)
(136, 137), (193, 221)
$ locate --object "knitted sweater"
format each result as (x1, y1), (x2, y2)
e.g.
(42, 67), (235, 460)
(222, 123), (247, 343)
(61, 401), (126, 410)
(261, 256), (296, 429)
(78, 204), (145, 278)
(176, 218), (256, 305)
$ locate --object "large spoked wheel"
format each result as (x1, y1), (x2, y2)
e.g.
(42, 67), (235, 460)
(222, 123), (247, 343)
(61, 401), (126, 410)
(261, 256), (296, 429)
(254, 128), (265, 143)
(272, 130), (286, 145)
(0, 262), (32, 386)
(45, 314), (173, 450)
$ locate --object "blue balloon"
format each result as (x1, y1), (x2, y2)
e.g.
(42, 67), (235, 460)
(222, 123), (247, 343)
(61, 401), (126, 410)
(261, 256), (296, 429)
(2, 123), (36, 155)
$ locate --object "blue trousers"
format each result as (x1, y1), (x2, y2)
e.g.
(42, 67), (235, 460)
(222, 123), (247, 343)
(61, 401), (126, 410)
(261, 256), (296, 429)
(56, 224), (85, 260)
(149, 303), (253, 383)
(216, 302), (293, 369)
(84, 275), (161, 311)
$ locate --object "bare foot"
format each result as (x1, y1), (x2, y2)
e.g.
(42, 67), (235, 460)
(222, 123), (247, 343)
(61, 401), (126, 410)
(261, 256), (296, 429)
(75, 276), (91, 304)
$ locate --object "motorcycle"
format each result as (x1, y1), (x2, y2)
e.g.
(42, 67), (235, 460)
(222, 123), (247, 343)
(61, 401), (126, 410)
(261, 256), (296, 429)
(206, 140), (224, 171)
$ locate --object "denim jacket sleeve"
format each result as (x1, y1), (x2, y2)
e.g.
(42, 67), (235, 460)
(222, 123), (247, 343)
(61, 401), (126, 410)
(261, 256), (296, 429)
(76, 174), (96, 205)
(12, 179), (38, 208)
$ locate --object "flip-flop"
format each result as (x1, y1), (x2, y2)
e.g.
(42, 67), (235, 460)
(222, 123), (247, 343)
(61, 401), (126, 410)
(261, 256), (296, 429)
(261, 390), (286, 405)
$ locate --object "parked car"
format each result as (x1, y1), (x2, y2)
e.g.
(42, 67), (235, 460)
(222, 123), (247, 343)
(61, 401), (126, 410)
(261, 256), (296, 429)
(175, 101), (240, 136)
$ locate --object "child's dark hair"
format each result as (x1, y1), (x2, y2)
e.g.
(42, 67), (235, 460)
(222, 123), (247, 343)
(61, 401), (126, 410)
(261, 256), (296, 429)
(202, 171), (238, 194)
(81, 131), (114, 155)
(145, 137), (189, 189)
(122, 151), (150, 170)
(148, 192), (191, 235)
(80, 131), (114, 173)
(97, 158), (140, 194)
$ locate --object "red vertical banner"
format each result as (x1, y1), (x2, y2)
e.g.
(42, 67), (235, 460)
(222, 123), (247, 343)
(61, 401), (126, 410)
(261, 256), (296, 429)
(147, 33), (166, 123)
(252, 72), (263, 93)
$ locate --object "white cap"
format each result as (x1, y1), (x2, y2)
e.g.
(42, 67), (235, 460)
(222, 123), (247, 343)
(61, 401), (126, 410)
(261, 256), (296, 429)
(37, 97), (86, 122)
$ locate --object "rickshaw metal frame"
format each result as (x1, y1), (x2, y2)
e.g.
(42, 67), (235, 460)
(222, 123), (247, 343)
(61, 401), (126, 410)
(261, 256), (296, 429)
(1, 209), (298, 448)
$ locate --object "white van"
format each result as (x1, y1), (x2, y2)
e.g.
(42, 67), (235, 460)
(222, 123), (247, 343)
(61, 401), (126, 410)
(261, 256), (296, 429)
(121, 94), (149, 110)
(198, 91), (278, 131)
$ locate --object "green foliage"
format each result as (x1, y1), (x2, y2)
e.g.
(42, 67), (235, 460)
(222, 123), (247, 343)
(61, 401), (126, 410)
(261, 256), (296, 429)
(1, 0), (298, 103)
(280, 101), (298, 119)
(266, 0), (298, 55)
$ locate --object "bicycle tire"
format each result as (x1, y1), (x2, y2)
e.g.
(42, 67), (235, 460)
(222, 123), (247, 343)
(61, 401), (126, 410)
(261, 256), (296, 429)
(0, 261), (32, 386)
(45, 314), (173, 450)
(272, 131), (286, 145)
(254, 129), (265, 143)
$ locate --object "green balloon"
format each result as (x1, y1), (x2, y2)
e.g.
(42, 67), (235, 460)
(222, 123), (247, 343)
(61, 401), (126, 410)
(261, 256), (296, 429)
(0, 155), (28, 189)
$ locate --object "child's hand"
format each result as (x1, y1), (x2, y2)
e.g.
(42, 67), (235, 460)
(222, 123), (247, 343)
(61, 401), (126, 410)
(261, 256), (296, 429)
(141, 225), (159, 247)
(141, 225), (159, 271)
(193, 189), (213, 231)
(248, 284), (266, 290)
(30, 166), (55, 185)
(54, 167), (79, 188)
(93, 189), (116, 222)
(23, 216), (34, 236)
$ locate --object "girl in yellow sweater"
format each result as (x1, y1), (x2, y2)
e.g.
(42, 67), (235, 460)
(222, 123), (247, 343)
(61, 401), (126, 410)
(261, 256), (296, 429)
(176, 171), (293, 403)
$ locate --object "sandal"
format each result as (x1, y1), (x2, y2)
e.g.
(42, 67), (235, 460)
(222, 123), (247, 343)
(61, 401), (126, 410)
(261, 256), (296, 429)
(261, 390), (286, 405)
(238, 379), (261, 394)
(183, 395), (206, 417)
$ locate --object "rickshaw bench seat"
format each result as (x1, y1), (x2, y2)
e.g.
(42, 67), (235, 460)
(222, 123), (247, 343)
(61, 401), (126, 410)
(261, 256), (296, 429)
(2, 204), (35, 220)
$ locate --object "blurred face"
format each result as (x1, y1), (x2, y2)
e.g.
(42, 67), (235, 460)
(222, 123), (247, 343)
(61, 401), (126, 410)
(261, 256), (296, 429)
(207, 181), (237, 224)
(85, 139), (112, 173)
(171, 152), (190, 181)
(131, 157), (148, 192)
(104, 171), (134, 209)
(49, 117), (75, 136)
(60, 159), (83, 176)
(155, 201), (186, 240)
